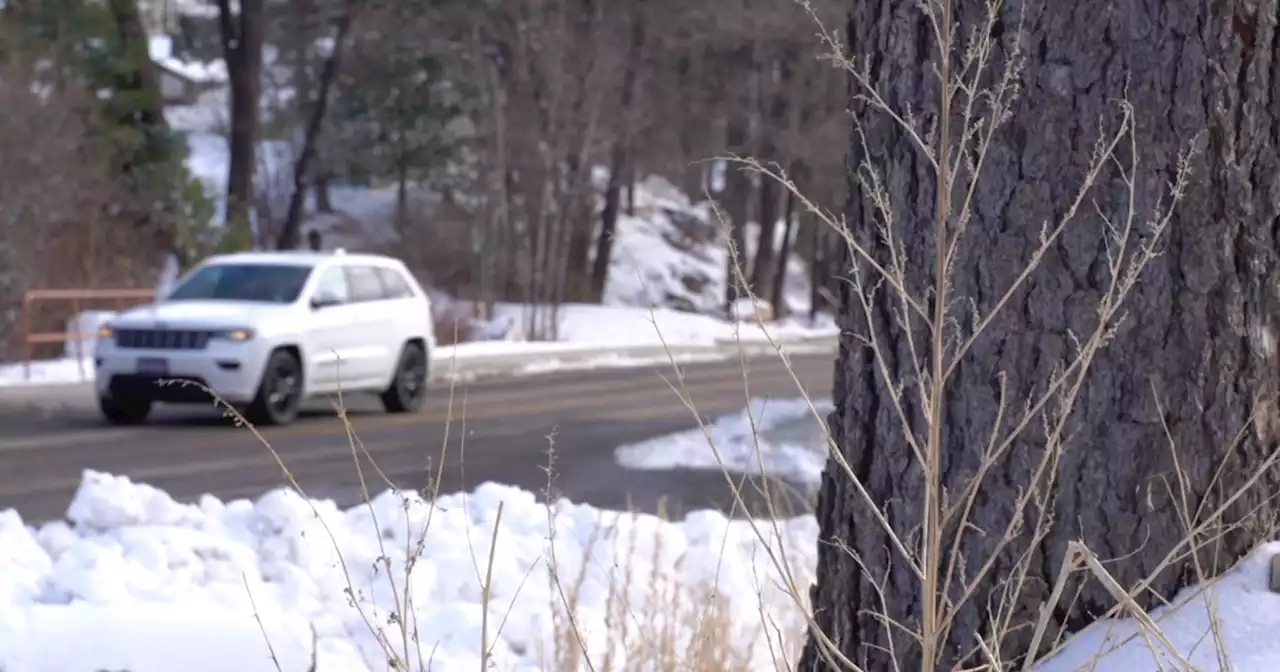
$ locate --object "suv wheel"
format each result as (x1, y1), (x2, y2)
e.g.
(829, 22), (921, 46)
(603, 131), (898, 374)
(245, 348), (304, 426)
(99, 395), (152, 425)
(381, 342), (428, 413)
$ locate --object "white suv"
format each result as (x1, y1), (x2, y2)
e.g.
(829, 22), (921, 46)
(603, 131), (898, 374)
(93, 250), (435, 426)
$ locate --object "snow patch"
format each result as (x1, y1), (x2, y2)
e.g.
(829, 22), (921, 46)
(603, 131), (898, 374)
(616, 397), (834, 487)
(1038, 543), (1280, 671)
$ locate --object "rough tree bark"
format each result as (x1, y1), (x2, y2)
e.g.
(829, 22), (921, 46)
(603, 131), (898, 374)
(800, 1), (1280, 670)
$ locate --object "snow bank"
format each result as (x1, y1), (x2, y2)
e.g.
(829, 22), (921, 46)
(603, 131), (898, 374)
(616, 397), (834, 487)
(3, 602), (318, 672)
(0, 471), (816, 671)
(1, 467), (1279, 670)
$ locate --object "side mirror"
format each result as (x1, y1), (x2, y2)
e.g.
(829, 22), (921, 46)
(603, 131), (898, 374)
(310, 293), (340, 310)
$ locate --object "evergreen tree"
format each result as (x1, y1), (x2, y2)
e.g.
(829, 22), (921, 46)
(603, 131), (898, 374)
(22, 0), (213, 263)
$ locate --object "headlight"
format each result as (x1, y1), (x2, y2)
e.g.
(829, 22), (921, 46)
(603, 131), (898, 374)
(212, 328), (256, 342)
(97, 324), (114, 339)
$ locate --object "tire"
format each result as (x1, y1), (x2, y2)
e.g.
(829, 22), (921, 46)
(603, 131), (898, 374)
(99, 395), (152, 426)
(380, 341), (428, 414)
(244, 348), (304, 426)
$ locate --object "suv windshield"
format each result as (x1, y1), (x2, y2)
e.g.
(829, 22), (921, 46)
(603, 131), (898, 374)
(166, 263), (314, 303)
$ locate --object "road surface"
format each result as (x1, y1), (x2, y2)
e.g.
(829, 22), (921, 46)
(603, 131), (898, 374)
(0, 353), (835, 523)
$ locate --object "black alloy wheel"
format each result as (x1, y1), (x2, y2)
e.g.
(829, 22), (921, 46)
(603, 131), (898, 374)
(381, 342), (428, 413)
(245, 349), (304, 426)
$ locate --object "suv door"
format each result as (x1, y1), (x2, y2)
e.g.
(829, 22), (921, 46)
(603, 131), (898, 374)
(343, 264), (397, 384)
(305, 265), (360, 391)
(375, 264), (428, 334)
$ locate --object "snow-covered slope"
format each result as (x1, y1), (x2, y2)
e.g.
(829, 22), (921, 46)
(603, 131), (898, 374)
(603, 175), (814, 316)
(166, 86), (821, 322)
(176, 135), (821, 323)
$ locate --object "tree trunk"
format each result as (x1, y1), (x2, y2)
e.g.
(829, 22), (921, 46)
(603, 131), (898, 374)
(807, 220), (824, 323)
(769, 185), (795, 319)
(216, 0), (264, 249)
(105, 0), (172, 254)
(276, 0), (360, 250)
(751, 55), (792, 295)
(566, 222), (592, 303)
(675, 53), (704, 197)
(394, 153), (409, 233)
(803, 217), (834, 322)
(590, 7), (644, 303)
(750, 175), (779, 293)
(721, 114), (752, 312)
(289, 0), (335, 216)
(624, 158), (636, 217)
(800, 1), (1280, 670)
(314, 175), (333, 212)
(594, 143), (625, 302)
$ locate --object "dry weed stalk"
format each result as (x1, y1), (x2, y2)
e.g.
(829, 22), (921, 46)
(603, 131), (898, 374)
(179, 319), (800, 672)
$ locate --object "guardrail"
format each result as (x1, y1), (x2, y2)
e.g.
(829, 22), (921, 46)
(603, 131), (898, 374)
(21, 289), (157, 382)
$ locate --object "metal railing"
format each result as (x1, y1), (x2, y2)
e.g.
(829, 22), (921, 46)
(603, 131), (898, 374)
(20, 288), (155, 382)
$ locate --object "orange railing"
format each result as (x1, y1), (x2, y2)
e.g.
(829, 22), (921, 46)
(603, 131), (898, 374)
(21, 288), (156, 382)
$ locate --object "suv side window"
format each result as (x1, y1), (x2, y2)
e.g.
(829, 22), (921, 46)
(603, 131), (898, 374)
(375, 266), (415, 299)
(345, 264), (387, 303)
(314, 266), (350, 304)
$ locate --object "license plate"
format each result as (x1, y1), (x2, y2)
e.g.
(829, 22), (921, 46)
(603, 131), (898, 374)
(136, 357), (169, 376)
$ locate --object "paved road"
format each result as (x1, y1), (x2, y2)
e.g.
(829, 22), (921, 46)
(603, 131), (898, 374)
(0, 353), (835, 523)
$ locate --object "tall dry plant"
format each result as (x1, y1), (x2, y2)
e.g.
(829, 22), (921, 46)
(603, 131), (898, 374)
(717, 0), (1280, 669)
(193, 345), (811, 672)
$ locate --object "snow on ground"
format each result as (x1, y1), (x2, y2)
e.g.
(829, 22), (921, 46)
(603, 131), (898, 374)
(1034, 543), (1280, 670)
(0, 470), (816, 672)
(489, 302), (836, 346)
(601, 175), (815, 317)
(0, 359), (95, 388)
(183, 131), (296, 232)
(2, 468), (1280, 671)
(149, 36), (227, 86)
(616, 397), (835, 488)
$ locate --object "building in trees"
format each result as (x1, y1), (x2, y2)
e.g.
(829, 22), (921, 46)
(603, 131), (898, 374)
(800, 1), (1280, 669)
